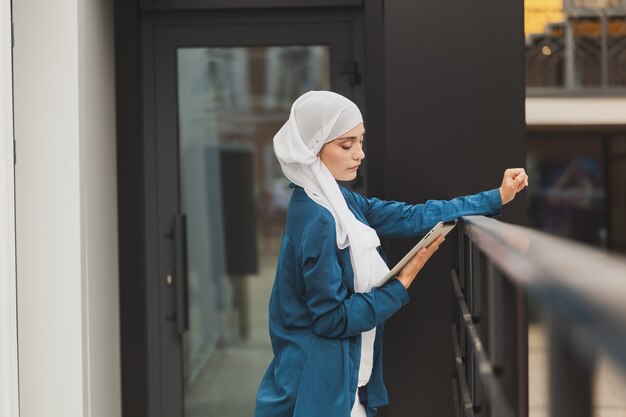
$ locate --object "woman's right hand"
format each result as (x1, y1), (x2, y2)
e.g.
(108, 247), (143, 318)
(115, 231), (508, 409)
(396, 235), (445, 289)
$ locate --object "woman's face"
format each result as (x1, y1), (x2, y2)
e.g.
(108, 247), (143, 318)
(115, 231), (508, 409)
(319, 123), (365, 181)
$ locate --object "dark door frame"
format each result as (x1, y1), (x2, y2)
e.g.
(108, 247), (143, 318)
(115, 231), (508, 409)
(140, 9), (366, 417)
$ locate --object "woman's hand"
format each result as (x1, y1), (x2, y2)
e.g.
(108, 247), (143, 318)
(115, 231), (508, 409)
(500, 168), (528, 205)
(396, 235), (445, 289)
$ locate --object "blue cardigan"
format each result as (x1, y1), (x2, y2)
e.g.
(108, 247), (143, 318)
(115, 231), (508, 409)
(255, 185), (502, 417)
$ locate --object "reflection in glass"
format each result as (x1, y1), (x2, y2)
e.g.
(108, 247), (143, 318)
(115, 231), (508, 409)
(176, 46), (330, 417)
(527, 136), (607, 247)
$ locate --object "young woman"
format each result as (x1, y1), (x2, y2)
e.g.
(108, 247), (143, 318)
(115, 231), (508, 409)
(254, 91), (528, 417)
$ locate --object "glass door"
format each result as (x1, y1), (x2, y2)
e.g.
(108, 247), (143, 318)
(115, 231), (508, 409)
(178, 45), (331, 417)
(147, 15), (363, 417)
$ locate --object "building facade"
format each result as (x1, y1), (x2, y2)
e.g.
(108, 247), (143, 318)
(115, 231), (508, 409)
(7, 1), (624, 417)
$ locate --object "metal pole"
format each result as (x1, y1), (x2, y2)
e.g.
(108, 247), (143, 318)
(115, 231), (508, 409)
(600, 8), (609, 88)
(487, 262), (504, 375)
(515, 287), (528, 417)
(548, 317), (593, 417)
(564, 0), (576, 88)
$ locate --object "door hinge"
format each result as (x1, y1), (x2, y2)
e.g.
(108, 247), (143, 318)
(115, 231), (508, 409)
(11, 22), (14, 48)
(340, 61), (362, 86)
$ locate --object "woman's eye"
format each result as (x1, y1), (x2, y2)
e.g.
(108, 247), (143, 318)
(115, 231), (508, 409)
(342, 145), (351, 150)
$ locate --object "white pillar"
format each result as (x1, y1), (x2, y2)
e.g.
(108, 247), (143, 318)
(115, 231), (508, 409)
(0, 0), (19, 416)
(12, 0), (121, 416)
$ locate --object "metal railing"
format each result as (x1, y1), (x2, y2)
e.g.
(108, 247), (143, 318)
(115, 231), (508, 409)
(451, 215), (626, 417)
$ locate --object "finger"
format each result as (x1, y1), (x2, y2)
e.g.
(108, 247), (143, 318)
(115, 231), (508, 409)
(416, 247), (431, 260)
(427, 235), (445, 248)
(412, 236), (445, 263)
(408, 249), (428, 267)
(505, 175), (517, 187)
(506, 168), (526, 178)
(413, 242), (438, 263)
(512, 168), (526, 178)
(426, 236), (445, 254)
(515, 174), (528, 192)
(412, 247), (429, 261)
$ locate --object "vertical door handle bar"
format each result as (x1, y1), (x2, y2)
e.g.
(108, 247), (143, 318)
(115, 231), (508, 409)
(174, 214), (189, 334)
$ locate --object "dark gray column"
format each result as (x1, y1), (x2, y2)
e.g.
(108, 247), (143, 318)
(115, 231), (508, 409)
(379, 1), (526, 416)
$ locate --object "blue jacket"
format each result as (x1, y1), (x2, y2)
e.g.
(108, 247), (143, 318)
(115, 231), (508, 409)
(255, 185), (502, 417)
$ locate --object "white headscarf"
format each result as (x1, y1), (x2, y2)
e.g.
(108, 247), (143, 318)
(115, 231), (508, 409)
(273, 90), (390, 294)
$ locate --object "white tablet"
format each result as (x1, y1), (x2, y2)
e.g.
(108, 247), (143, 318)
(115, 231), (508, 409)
(374, 220), (458, 288)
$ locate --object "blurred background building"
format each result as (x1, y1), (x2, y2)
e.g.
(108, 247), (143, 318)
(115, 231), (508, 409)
(0, 0), (624, 417)
(524, 2), (626, 416)
(525, 0), (626, 252)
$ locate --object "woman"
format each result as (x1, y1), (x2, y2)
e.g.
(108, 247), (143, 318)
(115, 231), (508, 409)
(254, 91), (527, 417)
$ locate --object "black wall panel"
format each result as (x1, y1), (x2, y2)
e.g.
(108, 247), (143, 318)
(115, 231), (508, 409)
(379, 1), (526, 416)
(114, 0), (149, 415)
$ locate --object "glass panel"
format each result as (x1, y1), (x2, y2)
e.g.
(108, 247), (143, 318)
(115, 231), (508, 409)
(176, 46), (330, 417)
(610, 135), (626, 253)
(526, 136), (608, 247)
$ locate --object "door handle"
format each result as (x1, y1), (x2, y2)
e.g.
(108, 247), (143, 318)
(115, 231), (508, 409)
(174, 214), (189, 334)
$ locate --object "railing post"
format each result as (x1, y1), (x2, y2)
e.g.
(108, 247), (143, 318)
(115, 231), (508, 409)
(515, 284), (528, 417)
(548, 317), (593, 417)
(487, 261), (504, 375)
(471, 248), (485, 416)
(499, 277), (528, 417)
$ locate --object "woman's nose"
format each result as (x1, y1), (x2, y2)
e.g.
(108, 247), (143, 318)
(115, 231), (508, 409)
(355, 147), (365, 160)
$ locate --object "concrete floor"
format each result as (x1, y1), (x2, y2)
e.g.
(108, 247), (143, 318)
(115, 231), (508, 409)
(184, 251), (276, 417)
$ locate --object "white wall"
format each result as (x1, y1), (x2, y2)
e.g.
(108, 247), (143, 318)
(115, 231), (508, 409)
(77, 1), (121, 416)
(13, 0), (121, 416)
(0, 0), (19, 416)
(527, 97), (626, 125)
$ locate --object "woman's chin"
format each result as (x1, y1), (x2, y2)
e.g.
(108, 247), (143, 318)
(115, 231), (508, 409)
(339, 172), (358, 181)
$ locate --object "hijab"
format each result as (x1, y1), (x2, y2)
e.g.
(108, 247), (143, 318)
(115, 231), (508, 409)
(273, 90), (390, 294)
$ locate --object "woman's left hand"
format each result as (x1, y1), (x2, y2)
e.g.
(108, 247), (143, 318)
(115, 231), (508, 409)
(500, 168), (528, 205)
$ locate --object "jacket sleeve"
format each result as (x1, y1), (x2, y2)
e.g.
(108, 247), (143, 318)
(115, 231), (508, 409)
(345, 188), (502, 238)
(300, 213), (410, 339)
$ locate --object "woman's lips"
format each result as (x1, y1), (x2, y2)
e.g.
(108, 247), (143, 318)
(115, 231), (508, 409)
(349, 165), (360, 170)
